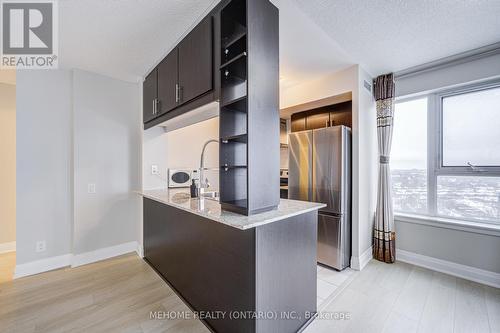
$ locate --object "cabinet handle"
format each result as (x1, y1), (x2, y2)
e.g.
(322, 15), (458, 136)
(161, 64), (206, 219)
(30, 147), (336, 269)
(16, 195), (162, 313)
(152, 99), (156, 115)
(175, 84), (179, 103)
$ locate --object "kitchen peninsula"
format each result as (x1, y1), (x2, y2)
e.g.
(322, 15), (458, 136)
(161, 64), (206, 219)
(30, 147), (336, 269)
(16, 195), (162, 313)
(140, 0), (325, 332)
(140, 189), (325, 333)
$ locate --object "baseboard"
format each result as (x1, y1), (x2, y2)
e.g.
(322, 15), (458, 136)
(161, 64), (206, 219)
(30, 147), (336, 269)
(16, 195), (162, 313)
(0, 241), (16, 254)
(14, 241), (141, 279)
(71, 241), (138, 268)
(14, 254), (72, 279)
(136, 243), (144, 258)
(396, 248), (500, 289)
(350, 245), (373, 271)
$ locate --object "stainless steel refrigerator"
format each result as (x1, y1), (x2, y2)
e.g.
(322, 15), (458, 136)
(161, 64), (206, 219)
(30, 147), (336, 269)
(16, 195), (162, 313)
(288, 125), (351, 270)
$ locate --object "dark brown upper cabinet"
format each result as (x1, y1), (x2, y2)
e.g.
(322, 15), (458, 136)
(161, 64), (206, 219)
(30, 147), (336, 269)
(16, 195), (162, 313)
(143, 16), (214, 127)
(143, 69), (158, 123)
(178, 17), (213, 104)
(329, 101), (352, 128)
(291, 114), (306, 132)
(157, 49), (178, 115)
(290, 101), (353, 132)
(305, 110), (330, 130)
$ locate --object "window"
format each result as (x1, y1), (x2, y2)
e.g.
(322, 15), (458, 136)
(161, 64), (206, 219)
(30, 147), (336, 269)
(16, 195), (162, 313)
(442, 87), (500, 167)
(391, 98), (427, 214)
(437, 176), (500, 222)
(392, 83), (500, 225)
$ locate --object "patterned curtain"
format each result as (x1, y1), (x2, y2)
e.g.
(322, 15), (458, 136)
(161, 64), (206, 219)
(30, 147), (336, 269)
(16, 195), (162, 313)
(373, 73), (396, 263)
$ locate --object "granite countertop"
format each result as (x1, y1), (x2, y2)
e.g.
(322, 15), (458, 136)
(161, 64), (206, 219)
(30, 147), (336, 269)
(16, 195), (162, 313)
(137, 189), (325, 230)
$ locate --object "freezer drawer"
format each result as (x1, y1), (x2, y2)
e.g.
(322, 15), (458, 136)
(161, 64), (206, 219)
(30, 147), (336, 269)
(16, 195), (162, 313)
(317, 213), (350, 270)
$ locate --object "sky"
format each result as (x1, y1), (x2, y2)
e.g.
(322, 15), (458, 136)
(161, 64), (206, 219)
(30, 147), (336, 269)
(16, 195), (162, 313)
(391, 86), (500, 170)
(442, 87), (500, 167)
(392, 97), (427, 170)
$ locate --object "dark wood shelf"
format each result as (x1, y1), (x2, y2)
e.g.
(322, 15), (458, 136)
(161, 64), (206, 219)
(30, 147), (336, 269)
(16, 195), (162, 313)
(220, 94), (247, 107)
(220, 52), (247, 69)
(221, 26), (246, 49)
(221, 97), (246, 113)
(221, 75), (245, 86)
(221, 133), (247, 143)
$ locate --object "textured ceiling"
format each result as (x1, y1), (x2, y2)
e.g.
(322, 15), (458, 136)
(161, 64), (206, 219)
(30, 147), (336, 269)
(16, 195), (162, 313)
(58, 0), (500, 84)
(59, 0), (219, 82)
(58, 0), (353, 85)
(271, 0), (353, 88)
(292, 0), (500, 76)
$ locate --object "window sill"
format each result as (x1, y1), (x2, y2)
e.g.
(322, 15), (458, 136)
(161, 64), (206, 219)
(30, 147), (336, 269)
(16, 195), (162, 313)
(394, 213), (500, 237)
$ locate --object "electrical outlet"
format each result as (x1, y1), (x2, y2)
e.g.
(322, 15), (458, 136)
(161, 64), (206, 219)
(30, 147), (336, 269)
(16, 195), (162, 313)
(36, 241), (46, 253)
(88, 183), (96, 194)
(151, 165), (159, 175)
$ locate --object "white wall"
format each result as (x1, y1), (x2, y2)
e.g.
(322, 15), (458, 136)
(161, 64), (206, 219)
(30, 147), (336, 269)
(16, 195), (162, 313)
(0, 82), (16, 246)
(396, 221), (500, 273)
(280, 65), (357, 109)
(143, 117), (219, 191)
(356, 67), (378, 262)
(16, 70), (74, 264)
(143, 127), (169, 190)
(166, 117), (219, 190)
(280, 65), (377, 268)
(72, 70), (141, 255)
(16, 69), (141, 267)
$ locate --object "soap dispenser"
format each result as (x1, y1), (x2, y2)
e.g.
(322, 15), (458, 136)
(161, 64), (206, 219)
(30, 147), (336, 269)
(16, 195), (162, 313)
(190, 179), (198, 198)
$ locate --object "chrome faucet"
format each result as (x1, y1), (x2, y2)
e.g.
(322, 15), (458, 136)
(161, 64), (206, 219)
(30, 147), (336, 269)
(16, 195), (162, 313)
(199, 139), (219, 195)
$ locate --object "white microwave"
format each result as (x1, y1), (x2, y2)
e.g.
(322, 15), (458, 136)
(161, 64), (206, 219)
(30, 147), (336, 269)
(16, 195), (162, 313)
(168, 169), (198, 188)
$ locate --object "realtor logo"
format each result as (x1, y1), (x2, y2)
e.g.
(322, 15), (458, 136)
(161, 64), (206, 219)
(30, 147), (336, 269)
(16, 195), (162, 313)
(1, 0), (58, 69)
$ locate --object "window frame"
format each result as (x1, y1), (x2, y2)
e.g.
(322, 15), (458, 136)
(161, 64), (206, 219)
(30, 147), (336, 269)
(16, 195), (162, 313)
(393, 79), (500, 224)
(436, 81), (500, 174)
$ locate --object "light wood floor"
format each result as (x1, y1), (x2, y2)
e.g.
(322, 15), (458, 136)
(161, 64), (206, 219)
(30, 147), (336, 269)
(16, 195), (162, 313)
(0, 252), (16, 283)
(305, 259), (500, 333)
(1, 254), (498, 333)
(0, 253), (209, 333)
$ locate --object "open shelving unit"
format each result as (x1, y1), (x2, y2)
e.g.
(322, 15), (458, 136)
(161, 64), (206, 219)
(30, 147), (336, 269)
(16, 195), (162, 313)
(219, 0), (279, 215)
(220, 0), (248, 214)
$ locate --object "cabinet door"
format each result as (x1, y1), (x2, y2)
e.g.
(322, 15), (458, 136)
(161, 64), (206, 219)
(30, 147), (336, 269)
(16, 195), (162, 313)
(330, 101), (352, 128)
(306, 111), (330, 130)
(158, 49), (178, 114)
(178, 17), (213, 104)
(143, 69), (158, 123)
(291, 113), (306, 132)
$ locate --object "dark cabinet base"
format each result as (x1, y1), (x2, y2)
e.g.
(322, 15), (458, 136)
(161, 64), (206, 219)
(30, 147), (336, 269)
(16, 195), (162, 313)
(143, 198), (318, 333)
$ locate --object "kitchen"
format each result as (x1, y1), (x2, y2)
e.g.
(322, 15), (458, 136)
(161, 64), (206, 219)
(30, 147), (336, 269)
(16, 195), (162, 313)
(139, 0), (360, 332)
(6, 1), (500, 333)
